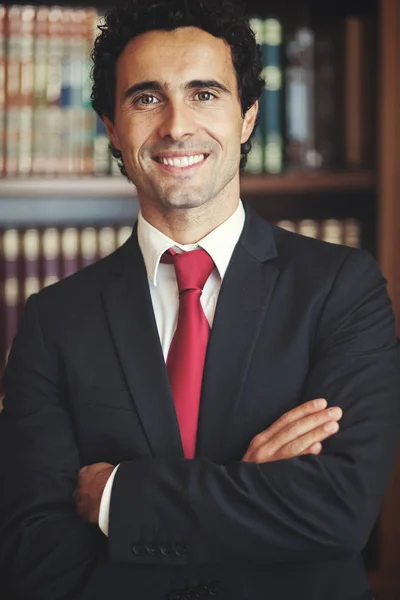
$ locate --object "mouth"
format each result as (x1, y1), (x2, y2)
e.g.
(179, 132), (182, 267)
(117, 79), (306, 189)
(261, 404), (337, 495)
(152, 153), (209, 172)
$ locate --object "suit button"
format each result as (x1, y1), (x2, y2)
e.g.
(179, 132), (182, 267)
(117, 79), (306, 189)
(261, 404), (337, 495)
(160, 543), (173, 556)
(131, 543), (145, 556)
(174, 543), (189, 556)
(146, 543), (158, 556)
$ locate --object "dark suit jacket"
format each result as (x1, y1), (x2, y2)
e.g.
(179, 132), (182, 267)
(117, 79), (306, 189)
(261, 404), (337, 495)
(0, 204), (399, 600)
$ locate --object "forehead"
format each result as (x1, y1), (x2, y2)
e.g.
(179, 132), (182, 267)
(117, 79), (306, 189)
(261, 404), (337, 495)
(116, 26), (236, 87)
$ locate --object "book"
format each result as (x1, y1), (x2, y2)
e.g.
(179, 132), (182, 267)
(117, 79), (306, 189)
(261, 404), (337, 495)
(41, 227), (60, 287)
(245, 17), (264, 175)
(313, 19), (345, 169)
(2, 228), (22, 364)
(22, 228), (40, 300)
(0, 5), (6, 175)
(80, 226), (98, 268)
(32, 6), (50, 174)
(60, 227), (79, 278)
(18, 5), (35, 175)
(276, 218), (361, 248)
(5, 5), (23, 175)
(45, 7), (63, 174)
(262, 17), (283, 173)
(285, 26), (317, 169)
(344, 17), (364, 168)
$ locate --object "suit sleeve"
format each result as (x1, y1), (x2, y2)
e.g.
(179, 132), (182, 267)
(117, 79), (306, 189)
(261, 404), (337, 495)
(0, 295), (108, 600)
(108, 249), (400, 564)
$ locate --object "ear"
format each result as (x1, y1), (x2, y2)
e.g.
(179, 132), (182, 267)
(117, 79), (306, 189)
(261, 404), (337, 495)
(241, 100), (258, 144)
(103, 115), (121, 150)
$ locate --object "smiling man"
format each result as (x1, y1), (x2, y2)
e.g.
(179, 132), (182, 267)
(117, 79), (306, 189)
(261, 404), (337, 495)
(0, 1), (399, 600)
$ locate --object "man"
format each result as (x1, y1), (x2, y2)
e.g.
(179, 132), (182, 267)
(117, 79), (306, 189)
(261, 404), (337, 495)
(0, 1), (399, 599)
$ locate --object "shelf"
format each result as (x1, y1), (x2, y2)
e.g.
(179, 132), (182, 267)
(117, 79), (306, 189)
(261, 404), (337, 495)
(0, 170), (376, 200)
(240, 170), (376, 195)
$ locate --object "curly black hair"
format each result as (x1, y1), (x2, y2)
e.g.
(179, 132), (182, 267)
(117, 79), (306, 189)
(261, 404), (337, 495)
(91, 0), (264, 176)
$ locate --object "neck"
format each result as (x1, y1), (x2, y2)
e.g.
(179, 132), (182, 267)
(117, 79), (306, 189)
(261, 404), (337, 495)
(139, 188), (240, 245)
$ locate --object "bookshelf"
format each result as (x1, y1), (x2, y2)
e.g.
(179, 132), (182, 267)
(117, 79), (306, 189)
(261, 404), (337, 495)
(0, 0), (399, 597)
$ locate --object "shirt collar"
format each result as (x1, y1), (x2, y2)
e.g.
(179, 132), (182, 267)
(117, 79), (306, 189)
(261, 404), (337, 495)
(137, 200), (245, 286)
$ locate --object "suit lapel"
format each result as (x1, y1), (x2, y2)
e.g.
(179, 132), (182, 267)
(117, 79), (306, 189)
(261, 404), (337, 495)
(102, 228), (183, 458)
(197, 207), (279, 460)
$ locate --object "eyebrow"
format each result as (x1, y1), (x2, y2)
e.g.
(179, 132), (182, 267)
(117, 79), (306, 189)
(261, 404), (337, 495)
(122, 79), (232, 102)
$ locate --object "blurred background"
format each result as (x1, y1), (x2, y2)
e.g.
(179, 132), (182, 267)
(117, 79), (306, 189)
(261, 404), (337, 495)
(0, 0), (399, 597)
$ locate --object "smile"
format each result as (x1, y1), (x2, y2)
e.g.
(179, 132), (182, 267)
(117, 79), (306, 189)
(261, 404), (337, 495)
(153, 154), (209, 169)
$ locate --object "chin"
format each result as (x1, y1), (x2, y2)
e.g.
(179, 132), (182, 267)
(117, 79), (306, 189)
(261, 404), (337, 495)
(161, 194), (210, 211)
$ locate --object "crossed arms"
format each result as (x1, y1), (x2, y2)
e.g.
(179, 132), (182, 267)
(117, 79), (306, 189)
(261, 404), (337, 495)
(0, 249), (399, 599)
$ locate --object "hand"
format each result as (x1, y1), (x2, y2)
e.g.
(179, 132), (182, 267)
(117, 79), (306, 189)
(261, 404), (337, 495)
(74, 462), (115, 523)
(242, 398), (342, 463)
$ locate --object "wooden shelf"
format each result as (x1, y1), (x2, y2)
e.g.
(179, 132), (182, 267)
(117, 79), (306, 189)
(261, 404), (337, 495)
(241, 170), (376, 194)
(0, 170), (376, 200)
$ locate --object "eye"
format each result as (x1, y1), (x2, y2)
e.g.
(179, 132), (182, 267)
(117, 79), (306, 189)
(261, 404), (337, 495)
(195, 91), (216, 102)
(136, 94), (160, 105)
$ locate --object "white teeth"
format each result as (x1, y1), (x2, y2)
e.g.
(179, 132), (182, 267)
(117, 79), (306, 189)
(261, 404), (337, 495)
(159, 154), (205, 168)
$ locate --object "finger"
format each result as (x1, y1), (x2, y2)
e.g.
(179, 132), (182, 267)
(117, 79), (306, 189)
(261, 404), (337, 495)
(300, 442), (322, 456)
(251, 398), (328, 448)
(276, 421), (340, 460)
(259, 406), (342, 456)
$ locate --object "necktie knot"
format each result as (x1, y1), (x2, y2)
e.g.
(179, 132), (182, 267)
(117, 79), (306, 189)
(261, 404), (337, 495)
(162, 249), (215, 294)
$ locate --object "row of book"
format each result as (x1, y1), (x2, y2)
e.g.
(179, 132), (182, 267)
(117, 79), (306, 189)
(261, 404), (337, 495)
(246, 14), (375, 175)
(0, 4), (112, 177)
(0, 224), (133, 389)
(0, 218), (361, 386)
(0, 5), (375, 177)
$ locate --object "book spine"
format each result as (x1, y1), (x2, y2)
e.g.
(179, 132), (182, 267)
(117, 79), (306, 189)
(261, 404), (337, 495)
(46, 7), (63, 175)
(2, 229), (21, 364)
(82, 8), (98, 175)
(69, 8), (87, 174)
(60, 227), (79, 278)
(245, 17), (264, 174)
(80, 226), (98, 268)
(343, 218), (361, 248)
(4, 5), (22, 176)
(285, 26), (316, 169)
(275, 220), (296, 233)
(262, 17), (283, 174)
(345, 17), (364, 168)
(22, 228), (41, 300)
(32, 6), (49, 174)
(116, 226), (132, 247)
(97, 226), (116, 259)
(297, 219), (319, 239)
(321, 219), (344, 244)
(41, 227), (60, 287)
(59, 7), (73, 174)
(0, 5), (5, 176)
(313, 22), (336, 168)
(18, 6), (35, 175)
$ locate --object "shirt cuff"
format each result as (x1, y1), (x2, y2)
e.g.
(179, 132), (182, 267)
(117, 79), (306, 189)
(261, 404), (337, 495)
(98, 464), (120, 536)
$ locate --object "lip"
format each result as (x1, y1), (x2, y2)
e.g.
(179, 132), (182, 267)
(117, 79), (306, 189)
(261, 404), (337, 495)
(152, 154), (209, 173)
(154, 152), (208, 159)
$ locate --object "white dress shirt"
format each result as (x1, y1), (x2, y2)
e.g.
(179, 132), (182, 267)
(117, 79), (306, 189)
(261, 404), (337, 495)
(98, 200), (245, 536)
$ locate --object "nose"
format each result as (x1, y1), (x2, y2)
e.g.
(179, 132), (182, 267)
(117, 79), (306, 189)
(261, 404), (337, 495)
(157, 99), (197, 142)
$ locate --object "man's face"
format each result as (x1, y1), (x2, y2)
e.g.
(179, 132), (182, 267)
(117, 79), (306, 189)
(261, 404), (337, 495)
(104, 26), (257, 214)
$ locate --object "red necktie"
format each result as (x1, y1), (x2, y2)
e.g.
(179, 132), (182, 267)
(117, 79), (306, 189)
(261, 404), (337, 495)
(161, 249), (215, 458)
